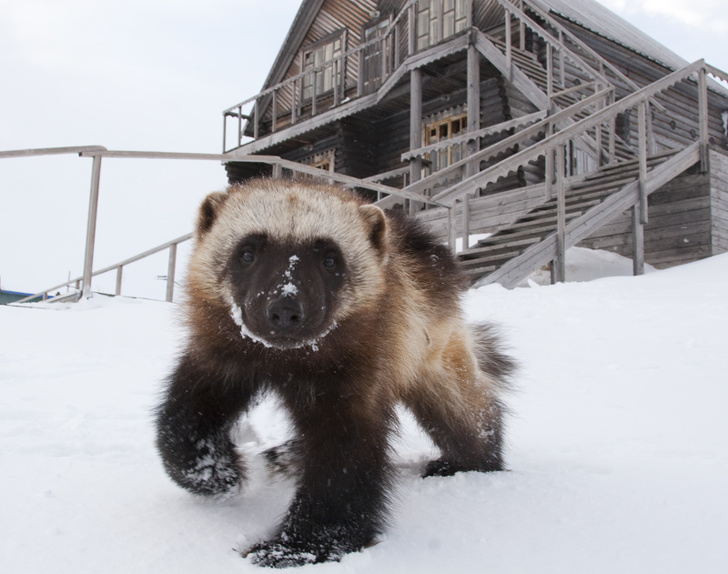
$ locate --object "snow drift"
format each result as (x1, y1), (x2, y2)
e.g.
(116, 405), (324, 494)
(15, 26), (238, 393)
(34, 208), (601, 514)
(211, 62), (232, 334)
(1, 251), (727, 573)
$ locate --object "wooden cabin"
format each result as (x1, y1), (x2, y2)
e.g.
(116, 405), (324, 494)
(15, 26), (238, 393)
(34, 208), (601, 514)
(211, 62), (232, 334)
(222, 0), (728, 286)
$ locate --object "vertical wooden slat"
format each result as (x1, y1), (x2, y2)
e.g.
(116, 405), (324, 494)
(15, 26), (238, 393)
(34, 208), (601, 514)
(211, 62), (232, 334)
(546, 43), (553, 100)
(632, 205), (645, 276)
(698, 65), (709, 173)
(222, 112), (227, 152)
(237, 105), (242, 147)
(253, 99), (259, 140)
(166, 244), (177, 303)
(272, 162), (283, 179)
(115, 266), (123, 296)
(408, 2), (416, 55)
(504, 8), (512, 81)
(608, 93), (616, 163)
(311, 71), (317, 117)
(272, 90), (277, 133)
(558, 31), (565, 87)
(554, 144), (566, 283)
(409, 67), (423, 187)
(638, 101), (649, 224)
(448, 205), (457, 254)
(545, 123), (554, 200)
(82, 155), (102, 299)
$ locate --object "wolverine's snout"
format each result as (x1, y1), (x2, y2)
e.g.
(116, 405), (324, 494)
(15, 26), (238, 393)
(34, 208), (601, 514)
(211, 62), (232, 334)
(266, 296), (306, 332)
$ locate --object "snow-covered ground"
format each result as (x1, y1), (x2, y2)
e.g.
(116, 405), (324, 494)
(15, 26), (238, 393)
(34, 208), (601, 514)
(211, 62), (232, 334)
(2, 250), (727, 573)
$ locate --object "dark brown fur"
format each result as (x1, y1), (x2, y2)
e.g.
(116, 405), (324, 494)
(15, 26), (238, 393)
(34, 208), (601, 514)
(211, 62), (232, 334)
(155, 180), (515, 567)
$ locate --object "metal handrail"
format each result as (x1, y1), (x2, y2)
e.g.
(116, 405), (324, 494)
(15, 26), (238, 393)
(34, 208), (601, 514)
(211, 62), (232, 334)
(3, 145), (451, 305)
(432, 59), (713, 205)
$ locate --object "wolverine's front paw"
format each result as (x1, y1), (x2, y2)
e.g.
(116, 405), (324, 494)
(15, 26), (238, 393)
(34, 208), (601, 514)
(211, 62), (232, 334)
(244, 533), (360, 568)
(164, 444), (243, 498)
(243, 539), (334, 568)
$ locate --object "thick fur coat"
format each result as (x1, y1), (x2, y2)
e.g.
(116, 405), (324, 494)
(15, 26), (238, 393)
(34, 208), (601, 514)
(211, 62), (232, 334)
(155, 179), (515, 567)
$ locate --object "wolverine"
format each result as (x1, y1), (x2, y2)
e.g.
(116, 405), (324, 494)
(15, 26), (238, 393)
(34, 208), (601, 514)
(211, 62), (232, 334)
(155, 179), (515, 567)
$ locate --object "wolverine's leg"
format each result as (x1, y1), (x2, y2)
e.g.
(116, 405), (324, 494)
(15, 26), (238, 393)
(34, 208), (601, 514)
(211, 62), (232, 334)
(155, 353), (260, 496)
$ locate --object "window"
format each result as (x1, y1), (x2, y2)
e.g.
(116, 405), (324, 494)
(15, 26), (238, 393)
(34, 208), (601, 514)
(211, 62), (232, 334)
(301, 149), (335, 174)
(424, 113), (468, 172)
(417, 0), (468, 51)
(361, 18), (391, 92)
(301, 33), (345, 101)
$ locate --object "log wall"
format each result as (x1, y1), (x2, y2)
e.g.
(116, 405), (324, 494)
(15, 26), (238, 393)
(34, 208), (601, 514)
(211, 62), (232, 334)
(579, 149), (728, 268)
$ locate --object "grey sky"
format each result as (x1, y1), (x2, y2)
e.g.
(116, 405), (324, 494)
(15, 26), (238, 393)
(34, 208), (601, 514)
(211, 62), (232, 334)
(1, 0), (725, 296)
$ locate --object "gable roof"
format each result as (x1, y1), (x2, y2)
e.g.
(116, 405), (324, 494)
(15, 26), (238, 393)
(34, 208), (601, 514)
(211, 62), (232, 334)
(258, 0), (326, 92)
(258, 0), (696, 96)
(531, 0), (687, 71)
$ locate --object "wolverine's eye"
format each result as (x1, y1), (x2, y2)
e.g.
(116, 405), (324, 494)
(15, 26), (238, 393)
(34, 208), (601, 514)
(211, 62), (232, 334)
(323, 254), (336, 269)
(240, 249), (255, 264)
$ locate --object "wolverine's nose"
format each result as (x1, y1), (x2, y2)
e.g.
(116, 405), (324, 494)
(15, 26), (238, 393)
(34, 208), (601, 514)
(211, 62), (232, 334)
(266, 297), (305, 331)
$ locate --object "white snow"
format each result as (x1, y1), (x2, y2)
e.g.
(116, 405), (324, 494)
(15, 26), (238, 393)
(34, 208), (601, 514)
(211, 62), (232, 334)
(2, 251), (728, 573)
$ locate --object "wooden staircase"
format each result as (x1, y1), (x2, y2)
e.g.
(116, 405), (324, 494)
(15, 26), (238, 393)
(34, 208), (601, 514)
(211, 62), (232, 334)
(456, 147), (699, 287)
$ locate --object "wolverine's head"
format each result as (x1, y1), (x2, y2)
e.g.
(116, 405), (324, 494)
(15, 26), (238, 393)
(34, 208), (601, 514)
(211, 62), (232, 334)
(187, 180), (389, 350)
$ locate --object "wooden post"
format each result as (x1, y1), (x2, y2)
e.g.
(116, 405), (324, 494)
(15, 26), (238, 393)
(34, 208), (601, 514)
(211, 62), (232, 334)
(545, 123), (554, 200)
(698, 65), (709, 173)
(81, 155), (102, 299)
(115, 266), (123, 296)
(333, 60), (340, 107)
(463, 194), (470, 246)
(237, 105), (242, 147)
(222, 113), (228, 152)
(464, 41), (480, 242)
(292, 79), (298, 125)
(608, 93), (616, 163)
(518, 0), (525, 50)
(594, 85), (602, 166)
(311, 73), (317, 117)
(166, 243), (177, 303)
(253, 99), (259, 140)
(272, 162), (283, 179)
(504, 9), (512, 81)
(558, 31), (565, 87)
(271, 90), (277, 133)
(408, 2), (416, 55)
(409, 67), (423, 192)
(546, 43), (553, 100)
(632, 206), (645, 276)
(554, 144), (566, 283)
(638, 101), (649, 224)
(448, 205), (457, 254)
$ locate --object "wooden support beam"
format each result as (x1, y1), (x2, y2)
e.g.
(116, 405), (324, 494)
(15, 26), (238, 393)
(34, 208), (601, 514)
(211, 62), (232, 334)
(448, 205), (457, 254)
(166, 243), (177, 303)
(409, 68), (423, 187)
(504, 9), (512, 81)
(632, 205), (645, 276)
(554, 144), (566, 283)
(698, 66), (710, 173)
(546, 43), (553, 100)
(115, 266), (123, 297)
(638, 101), (649, 224)
(82, 155), (102, 299)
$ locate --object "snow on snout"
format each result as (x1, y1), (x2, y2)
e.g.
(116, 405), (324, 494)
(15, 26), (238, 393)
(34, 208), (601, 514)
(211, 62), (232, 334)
(274, 254), (300, 297)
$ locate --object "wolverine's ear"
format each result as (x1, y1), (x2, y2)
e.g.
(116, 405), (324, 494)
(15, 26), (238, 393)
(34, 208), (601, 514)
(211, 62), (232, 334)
(358, 204), (389, 259)
(196, 191), (229, 237)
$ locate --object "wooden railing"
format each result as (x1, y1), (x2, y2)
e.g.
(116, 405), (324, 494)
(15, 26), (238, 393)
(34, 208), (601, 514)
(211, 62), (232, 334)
(222, 0), (423, 152)
(1, 146), (449, 304)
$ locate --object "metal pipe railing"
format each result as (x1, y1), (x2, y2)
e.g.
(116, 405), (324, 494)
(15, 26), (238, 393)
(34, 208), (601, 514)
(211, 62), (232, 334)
(3, 145), (448, 304)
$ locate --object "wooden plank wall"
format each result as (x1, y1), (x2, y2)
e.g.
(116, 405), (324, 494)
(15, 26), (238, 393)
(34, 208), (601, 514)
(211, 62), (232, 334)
(710, 149), (728, 254)
(578, 162), (714, 268)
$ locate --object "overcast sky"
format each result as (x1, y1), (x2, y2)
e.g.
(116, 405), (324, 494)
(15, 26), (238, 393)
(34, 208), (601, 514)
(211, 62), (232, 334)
(1, 0), (726, 297)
